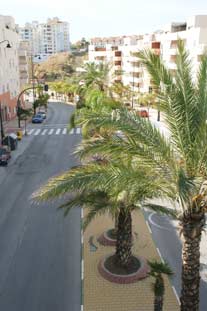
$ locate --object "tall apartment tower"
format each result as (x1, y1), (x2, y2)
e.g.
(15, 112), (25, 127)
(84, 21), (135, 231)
(19, 17), (70, 62)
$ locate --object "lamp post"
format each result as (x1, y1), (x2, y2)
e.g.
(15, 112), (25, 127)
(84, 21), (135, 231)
(0, 40), (12, 48)
(0, 40), (12, 141)
(0, 102), (5, 143)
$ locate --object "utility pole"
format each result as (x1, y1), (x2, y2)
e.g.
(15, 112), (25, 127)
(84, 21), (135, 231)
(31, 53), (35, 104)
(0, 102), (5, 143)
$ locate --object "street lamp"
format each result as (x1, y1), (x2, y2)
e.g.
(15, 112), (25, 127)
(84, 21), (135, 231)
(0, 102), (5, 143)
(0, 40), (12, 48)
(0, 40), (12, 142)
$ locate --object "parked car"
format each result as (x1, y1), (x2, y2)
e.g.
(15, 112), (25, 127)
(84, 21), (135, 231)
(37, 111), (46, 119)
(0, 145), (11, 165)
(32, 114), (44, 123)
(136, 109), (149, 118)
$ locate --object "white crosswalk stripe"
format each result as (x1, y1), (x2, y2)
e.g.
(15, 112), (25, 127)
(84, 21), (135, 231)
(48, 129), (54, 135)
(76, 127), (81, 134)
(55, 128), (61, 135)
(27, 127), (81, 136)
(41, 129), (48, 135)
(34, 129), (41, 136)
(27, 129), (35, 135)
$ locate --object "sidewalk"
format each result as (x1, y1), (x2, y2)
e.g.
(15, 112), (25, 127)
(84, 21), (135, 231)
(83, 210), (179, 311)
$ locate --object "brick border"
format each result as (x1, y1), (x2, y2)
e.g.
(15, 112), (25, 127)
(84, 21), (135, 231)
(98, 230), (135, 247)
(97, 230), (116, 246)
(98, 254), (150, 284)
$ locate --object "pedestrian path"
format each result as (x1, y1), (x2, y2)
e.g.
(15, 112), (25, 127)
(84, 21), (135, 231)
(25, 127), (81, 136)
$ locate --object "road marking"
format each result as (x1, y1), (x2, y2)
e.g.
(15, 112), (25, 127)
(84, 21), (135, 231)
(70, 129), (74, 134)
(27, 129), (35, 135)
(76, 127), (81, 134)
(172, 286), (180, 305)
(55, 128), (61, 135)
(81, 260), (84, 280)
(81, 305), (83, 311)
(148, 212), (172, 231)
(156, 247), (164, 263)
(34, 129), (41, 136)
(48, 129), (54, 135)
(41, 129), (48, 135)
(146, 220), (152, 234)
(62, 128), (67, 134)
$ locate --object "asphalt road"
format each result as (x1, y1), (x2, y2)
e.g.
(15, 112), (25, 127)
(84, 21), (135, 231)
(144, 210), (207, 311)
(0, 102), (81, 311)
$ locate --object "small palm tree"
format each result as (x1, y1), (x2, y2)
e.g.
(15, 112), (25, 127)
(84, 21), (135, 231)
(148, 260), (173, 311)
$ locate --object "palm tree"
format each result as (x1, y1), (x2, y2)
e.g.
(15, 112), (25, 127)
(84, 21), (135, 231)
(70, 41), (207, 310)
(148, 260), (173, 311)
(33, 156), (170, 268)
(82, 62), (110, 92)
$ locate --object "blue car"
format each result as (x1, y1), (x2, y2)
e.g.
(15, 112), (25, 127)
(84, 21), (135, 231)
(32, 114), (44, 123)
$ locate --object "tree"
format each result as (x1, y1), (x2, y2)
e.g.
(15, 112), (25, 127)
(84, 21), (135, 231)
(70, 41), (207, 310)
(33, 155), (170, 268)
(110, 81), (131, 102)
(18, 107), (33, 131)
(33, 94), (50, 114)
(148, 260), (173, 311)
(82, 62), (110, 92)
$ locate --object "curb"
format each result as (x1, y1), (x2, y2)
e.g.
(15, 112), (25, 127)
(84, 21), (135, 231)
(81, 208), (84, 311)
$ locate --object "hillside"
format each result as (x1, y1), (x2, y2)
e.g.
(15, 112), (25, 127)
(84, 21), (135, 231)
(34, 52), (88, 81)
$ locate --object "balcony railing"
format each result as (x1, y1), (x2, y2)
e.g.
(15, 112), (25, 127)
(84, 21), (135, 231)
(114, 61), (122, 66)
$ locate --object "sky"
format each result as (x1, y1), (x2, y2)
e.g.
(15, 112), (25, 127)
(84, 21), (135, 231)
(1, 0), (207, 42)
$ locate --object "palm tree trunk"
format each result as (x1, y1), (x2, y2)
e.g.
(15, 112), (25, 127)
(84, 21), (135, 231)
(154, 296), (163, 311)
(180, 211), (205, 311)
(115, 208), (132, 267)
(154, 276), (164, 311)
(114, 212), (119, 234)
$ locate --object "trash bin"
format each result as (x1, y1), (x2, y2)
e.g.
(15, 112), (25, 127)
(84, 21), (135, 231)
(2, 133), (18, 151)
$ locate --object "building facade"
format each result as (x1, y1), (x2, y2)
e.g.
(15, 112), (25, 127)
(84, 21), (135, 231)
(18, 40), (30, 88)
(89, 15), (207, 95)
(19, 17), (70, 63)
(0, 15), (20, 122)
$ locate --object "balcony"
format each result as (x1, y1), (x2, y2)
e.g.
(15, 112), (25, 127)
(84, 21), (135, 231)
(114, 61), (122, 66)
(115, 51), (122, 57)
(95, 56), (106, 61)
(95, 47), (106, 52)
(114, 56), (122, 61)
(170, 55), (177, 62)
(152, 42), (160, 49)
(111, 46), (118, 51)
(130, 61), (141, 67)
(130, 72), (141, 78)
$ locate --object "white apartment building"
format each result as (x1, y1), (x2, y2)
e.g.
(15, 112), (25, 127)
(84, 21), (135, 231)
(18, 41), (30, 88)
(0, 15), (20, 121)
(89, 15), (207, 94)
(19, 17), (70, 62)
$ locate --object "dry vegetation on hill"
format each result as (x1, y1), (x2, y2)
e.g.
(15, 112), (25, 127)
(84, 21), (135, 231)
(34, 52), (88, 81)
